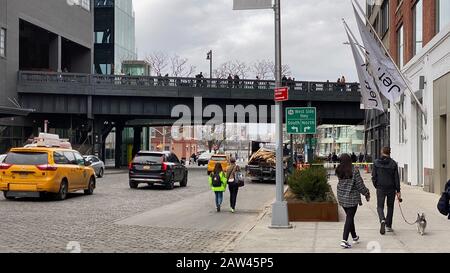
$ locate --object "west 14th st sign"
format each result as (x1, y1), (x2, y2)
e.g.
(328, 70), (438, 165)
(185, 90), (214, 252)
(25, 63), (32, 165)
(286, 107), (317, 134)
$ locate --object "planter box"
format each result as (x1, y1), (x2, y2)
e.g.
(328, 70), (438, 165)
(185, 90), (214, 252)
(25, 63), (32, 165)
(285, 189), (339, 222)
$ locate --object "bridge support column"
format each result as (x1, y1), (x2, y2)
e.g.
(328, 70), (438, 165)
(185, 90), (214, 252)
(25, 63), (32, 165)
(115, 125), (124, 169)
(132, 127), (142, 159)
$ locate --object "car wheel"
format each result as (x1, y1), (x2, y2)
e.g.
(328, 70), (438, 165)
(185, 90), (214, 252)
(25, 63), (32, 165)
(55, 180), (68, 201)
(166, 174), (175, 190)
(180, 172), (188, 187)
(84, 177), (95, 195)
(129, 181), (138, 189)
(97, 168), (104, 178)
(3, 191), (15, 200)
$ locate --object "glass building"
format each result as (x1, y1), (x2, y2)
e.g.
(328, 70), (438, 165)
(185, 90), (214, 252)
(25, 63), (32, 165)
(94, 0), (137, 75)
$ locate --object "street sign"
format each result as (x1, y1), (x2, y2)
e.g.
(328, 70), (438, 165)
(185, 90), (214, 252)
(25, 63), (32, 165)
(274, 87), (289, 102)
(286, 107), (317, 135)
(233, 0), (273, 10)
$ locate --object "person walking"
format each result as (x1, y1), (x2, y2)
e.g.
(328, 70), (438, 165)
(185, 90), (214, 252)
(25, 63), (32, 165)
(336, 154), (370, 249)
(351, 152), (358, 163)
(372, 147), (401, 235)
(332, 152), (338, 169)
(209, 163), (228, 212)
(226, 158), (241, 213)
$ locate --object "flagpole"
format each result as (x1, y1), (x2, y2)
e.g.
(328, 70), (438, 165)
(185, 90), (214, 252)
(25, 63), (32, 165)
(343, 19), (407, 124)
(352, 0), (427, 122)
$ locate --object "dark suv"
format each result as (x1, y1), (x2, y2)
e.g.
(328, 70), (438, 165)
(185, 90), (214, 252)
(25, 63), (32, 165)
(129, 151), (188, 190)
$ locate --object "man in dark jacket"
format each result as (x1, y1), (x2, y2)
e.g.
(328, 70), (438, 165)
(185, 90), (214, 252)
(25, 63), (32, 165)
(372, 147), (401, 235)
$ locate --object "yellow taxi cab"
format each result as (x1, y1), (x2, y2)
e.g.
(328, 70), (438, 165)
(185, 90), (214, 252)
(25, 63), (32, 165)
(0, 147), (96, 201)
(207, 154), (230, 175)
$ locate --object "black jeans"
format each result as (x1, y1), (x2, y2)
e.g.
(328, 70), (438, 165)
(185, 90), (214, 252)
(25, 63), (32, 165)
(229, 185), (239, 210)
(343, 206), (358, 241)
(376, 189), (396, 228)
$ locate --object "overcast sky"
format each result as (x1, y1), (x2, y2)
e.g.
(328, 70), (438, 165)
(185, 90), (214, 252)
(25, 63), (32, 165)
(134, 0), (366, 82)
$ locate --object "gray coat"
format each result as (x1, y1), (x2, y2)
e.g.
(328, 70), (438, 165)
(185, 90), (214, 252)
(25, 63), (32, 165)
(337, 168), (370, 208)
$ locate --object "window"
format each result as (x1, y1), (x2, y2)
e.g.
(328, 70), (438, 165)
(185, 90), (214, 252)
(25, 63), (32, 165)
(413, 0), (423, 56)
(437, 0), (450, 32)
(74, 152), (85, 166)
(398, 96), (406, 144)
(381, 1), (389, 35)
(0, 28), (5, 58)
(5, 152), (48, 165)
(397, 25), (404, 68)
(54, 152), (70, 164)
(63, 152), (76, 164)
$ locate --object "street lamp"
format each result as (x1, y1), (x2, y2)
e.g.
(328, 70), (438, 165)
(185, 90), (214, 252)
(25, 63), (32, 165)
(151, 127), (171, 151)
(207, 50), (213, 86)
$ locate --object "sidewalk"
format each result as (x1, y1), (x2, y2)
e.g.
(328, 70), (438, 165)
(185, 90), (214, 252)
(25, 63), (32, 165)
(234, 172), (450, 253)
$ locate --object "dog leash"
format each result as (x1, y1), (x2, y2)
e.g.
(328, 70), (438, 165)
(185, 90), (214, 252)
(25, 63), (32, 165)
(398, 200), (418, 226)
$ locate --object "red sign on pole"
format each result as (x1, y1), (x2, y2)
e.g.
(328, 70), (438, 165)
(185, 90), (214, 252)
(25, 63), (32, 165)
(274, 87), (289, 102)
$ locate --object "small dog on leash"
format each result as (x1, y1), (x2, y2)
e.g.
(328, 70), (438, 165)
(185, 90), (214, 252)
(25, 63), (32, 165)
(416, 213), (427, 236)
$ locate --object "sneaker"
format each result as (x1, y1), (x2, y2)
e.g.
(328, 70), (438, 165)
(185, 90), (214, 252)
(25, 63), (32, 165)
(380, 220), (386, 235)
(352, 236), (360, 245)
(217, 207), (221, 212)
(386, 227), (394, 233)
(230, 208), (235, 213)
(340, 240), (352, 249)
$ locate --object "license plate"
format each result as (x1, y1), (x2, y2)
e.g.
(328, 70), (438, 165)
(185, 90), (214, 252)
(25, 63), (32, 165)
(143, 166), (151, 170)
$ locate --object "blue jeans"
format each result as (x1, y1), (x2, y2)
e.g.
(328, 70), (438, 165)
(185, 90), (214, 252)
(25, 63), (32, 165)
(215, 192), (224, 208)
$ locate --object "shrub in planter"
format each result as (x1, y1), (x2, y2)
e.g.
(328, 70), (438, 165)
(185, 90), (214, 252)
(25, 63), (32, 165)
(288, 166), (329, 202)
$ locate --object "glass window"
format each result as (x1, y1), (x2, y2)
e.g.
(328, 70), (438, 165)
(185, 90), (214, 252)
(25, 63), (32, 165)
(63, 152), (76, 164)
(413, 0), (423, 56)
(381, 1), (389, 35)
(54, 152), (70, 164)
(5, 152), (48, 165)
(133, 153), (164, 164)
(74, 152), (85, 166)
(397, 25), (404, 68)
(437, 0), (450, 32)
(0, 28), (5, 58)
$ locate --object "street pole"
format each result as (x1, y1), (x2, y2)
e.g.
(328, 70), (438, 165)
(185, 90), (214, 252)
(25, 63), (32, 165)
(271, 0), (291, 229)
(207, 50), (213, 87)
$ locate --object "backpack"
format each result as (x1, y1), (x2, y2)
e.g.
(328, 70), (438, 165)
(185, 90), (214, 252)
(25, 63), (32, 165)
(437, 180), (450, 216)
(437, 192), (449, 216)
(212, 173), (222, 187)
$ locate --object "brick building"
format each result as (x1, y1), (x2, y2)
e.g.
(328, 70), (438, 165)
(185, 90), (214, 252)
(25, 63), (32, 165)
(366, 0), (450, 193)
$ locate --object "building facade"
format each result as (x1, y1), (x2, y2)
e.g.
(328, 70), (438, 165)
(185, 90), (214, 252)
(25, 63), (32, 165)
(94, 0), (136, 75)
(317, 125), (365, 157)
(0, 0), (93, 153)
(385, 0), (450, 194)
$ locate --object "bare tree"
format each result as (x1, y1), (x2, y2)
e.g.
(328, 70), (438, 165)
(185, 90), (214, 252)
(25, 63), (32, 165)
(145, 51), (169, 76)
(213, 60), (250, 79)
(170, 54), (196, 77)
(252, 60), (273, 80)
(268, 61), (292, 79)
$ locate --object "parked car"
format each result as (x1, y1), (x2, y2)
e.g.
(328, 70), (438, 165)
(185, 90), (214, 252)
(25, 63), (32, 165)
(197, 152), (213, 166)
(83, 155), (105, 178)
(0, 154), (6, 163)
(129, 151), (188, 190)
(207, 154), (230, 175)
(0, 147), (96, 201)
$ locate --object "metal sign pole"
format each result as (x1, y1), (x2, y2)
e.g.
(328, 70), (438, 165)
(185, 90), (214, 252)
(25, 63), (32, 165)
(271, 0), (291, 229)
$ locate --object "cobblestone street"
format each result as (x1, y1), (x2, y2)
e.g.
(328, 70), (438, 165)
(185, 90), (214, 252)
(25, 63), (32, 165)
(0, 168), (275, 253)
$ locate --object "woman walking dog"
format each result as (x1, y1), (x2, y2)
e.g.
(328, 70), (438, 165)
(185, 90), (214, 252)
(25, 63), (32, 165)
(336, 154), (371, 249)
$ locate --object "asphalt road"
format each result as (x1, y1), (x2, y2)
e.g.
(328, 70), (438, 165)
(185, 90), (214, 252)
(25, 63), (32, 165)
(0, 167), (275, 253)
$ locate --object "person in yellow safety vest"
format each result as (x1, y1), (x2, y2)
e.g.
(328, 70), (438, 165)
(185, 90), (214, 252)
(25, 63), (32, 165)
(209, 163), (228, 212)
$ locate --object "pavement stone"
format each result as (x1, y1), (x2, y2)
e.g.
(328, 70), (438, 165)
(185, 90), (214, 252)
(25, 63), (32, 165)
(233, 171), (450, 253)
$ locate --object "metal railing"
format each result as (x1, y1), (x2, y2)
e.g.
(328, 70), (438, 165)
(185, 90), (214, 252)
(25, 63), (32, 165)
(18, 71), (360, 93)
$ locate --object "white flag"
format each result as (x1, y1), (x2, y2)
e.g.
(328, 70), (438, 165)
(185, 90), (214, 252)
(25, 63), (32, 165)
(353, 3), (407, 103)
(345, 26), (384, 111)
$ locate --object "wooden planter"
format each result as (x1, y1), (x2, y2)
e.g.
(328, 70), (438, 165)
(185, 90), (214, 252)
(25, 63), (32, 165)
(285, 188), (339, 222)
